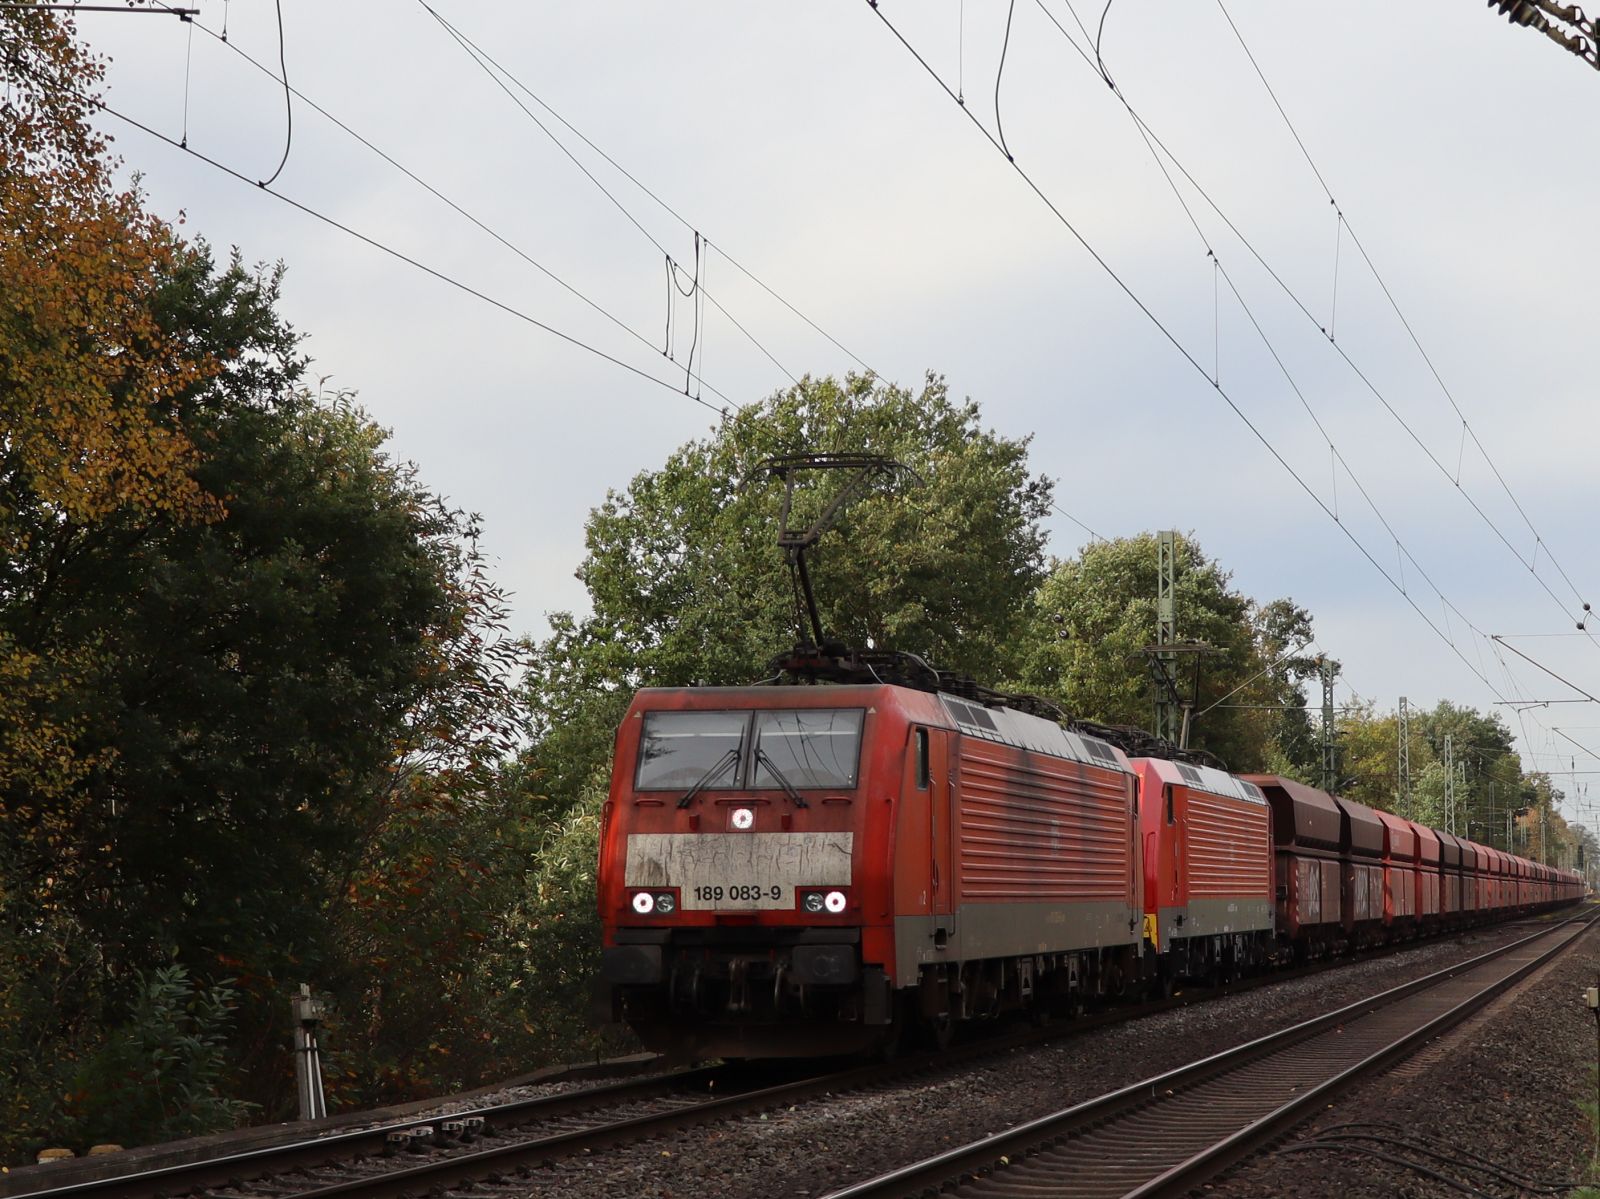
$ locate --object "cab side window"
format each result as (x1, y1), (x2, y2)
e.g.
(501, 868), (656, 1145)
(915, 728), (930, 790)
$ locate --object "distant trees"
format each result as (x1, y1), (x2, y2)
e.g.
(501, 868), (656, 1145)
(1335, 699), (1578, 864)
(1016, 533), (1322, 773)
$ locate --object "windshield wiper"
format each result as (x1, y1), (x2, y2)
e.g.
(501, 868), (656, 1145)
(676, 748), (739, 809)
(756, 749), (810, 809)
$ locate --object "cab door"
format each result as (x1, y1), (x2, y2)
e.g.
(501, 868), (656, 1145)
(894, 727), (934, 917)
(895, 726), (954, 951)
(929, 730), (953, 927)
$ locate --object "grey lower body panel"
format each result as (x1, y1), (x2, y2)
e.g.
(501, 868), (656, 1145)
(1159, 897), (1274, 945)
(895, 900), (1139, 983)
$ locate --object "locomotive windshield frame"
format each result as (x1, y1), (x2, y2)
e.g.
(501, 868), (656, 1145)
(634, 707), (865, 792)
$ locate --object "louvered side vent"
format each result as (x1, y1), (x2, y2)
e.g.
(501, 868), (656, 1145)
(964, 703), (998, 732)
(957, 737), (1132, 902)
(943, 697), (975, 728)
(1085, 739), (1119, 766)
(943, 696), (999, 738)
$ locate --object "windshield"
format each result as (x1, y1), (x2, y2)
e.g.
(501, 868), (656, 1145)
(751, 709), (864, 789)
(634, 708), (865, 792)
(636, 711), (745, 791)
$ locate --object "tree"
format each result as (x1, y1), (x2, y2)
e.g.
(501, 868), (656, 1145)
(3, 9), (532, 1143)
(1, 242), (526, 1142)
(523, 372), (1054, 814)
(1, 9), (224, 803)
(1015, 533), (1321, 772)
(1331, 698), (1570, 863)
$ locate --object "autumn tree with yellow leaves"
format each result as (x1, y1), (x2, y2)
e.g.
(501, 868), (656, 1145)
(1, 8), (219, 800)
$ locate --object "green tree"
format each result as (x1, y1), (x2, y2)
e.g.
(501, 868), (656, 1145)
(1331, 698), (1568, 861)
(1335, 701), (1400, 810)
(523, 371), (1054, 814)
(1015, 533), (1320, 771)
(63, 965), (252, 1147)
(2, 248), (525, 1144)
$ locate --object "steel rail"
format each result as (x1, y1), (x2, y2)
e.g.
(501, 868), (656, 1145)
(823, 906), (1597, 1198)
(1123, 908), (1598, 1199)
(15, 911), (1579, 1199)
(10, 1065), (724, 1199)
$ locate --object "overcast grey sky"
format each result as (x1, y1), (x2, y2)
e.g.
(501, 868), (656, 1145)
(77, 2), (1600, 821)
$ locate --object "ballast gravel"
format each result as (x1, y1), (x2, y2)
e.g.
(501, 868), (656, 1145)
(1197, 919), (1599, 1199)
(496, 921), (1573, 1199)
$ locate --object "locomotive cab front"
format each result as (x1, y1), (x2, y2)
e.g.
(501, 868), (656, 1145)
(597, 685), (907, 1058)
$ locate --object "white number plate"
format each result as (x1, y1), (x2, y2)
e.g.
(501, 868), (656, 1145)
(625, 832), (853, 911)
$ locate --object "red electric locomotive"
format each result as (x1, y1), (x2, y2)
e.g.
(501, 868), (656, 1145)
(1133, 757), (1273, 985)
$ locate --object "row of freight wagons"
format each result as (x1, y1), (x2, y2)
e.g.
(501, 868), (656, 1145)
(1143, 761), (1584, 962)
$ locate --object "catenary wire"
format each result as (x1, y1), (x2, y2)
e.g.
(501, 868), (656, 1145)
(1212, 0), (1595, 623)
(1491, 636), (1600, 704)
(151, 1), (1108, 549)
(257, 0), (290, 187)
(416, 3), (876, 380)
(995, 0), (1018, 160)
(101, 104), (730, 415)
(1038, 0), (1594, 771)
(419, 3), (1108, 548)
(1033, 0), (1594, 643)
(418, 2), (805, 390)
(150, 1), (745, 412)
(863, 0), (1509, 706)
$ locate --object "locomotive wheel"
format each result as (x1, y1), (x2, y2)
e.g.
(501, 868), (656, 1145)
(878, 1006), (909, 1061)
(925, 1011), (954, 1052)
(876, 992), (915, 1056)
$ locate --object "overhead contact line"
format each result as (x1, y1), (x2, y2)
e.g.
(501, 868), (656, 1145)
(148, 0), (743, 414)
(1214, 0), (1594, 624)
(420, 1), (806, 392)
(863, 0), (1510, 707)
(103, 105), (731, 415)
(1038, 0), (1596, 646)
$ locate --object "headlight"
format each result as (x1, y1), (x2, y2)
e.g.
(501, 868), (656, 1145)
(824, 890), (848, 914)
(631, 891), (655, 914)
(731, 807), (755, 830)
(802, 892), (826, 914)
(653, 891), (676, 914)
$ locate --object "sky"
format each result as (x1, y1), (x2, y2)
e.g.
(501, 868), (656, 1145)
(68, 1), (1600, 824)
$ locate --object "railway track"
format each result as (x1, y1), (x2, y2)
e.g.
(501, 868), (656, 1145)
(824, 907), (1598, 1199)
(16, 913), (1580, 1199)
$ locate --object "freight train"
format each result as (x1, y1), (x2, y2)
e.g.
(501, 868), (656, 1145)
(595, 668), (1584, 1058)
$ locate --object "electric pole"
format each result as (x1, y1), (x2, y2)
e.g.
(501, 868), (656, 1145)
(1320, 658), (1337, 792)
(1144, 531), (1217, 749)
(1444, 734), (1455, 835)
(1397, 696), (1411, 818)
(1155, 530), (1176, 745)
